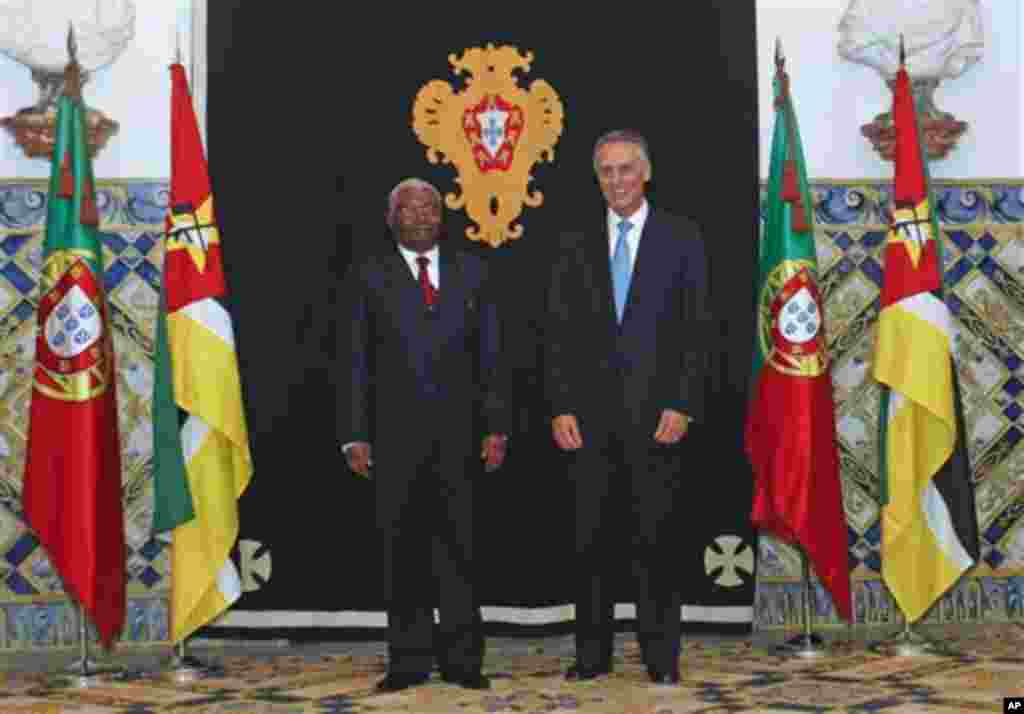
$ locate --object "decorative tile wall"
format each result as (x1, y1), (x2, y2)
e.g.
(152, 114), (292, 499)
(2, 179), (1022, 646)
(757, 181), (1024, 629)
(1, 180), (169, 650)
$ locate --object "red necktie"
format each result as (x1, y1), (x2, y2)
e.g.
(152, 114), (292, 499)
(416, 255), (437, 306)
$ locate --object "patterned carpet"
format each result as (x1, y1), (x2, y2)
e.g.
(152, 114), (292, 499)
(1, 625), (1022, 712)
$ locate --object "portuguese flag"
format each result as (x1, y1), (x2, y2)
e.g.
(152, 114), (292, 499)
(872, 48), (979, 624)
(151, 62), (252, 644)
(22, 53), (125, 646)
(744, 45), (851, 621)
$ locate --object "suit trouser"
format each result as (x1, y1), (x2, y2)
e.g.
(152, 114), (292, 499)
(386, 442), (482, 677)
(571, 418), (683, 674)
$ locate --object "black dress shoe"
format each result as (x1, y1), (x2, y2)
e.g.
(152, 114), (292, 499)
(647, 668), (680, 685)
(565, 663), (611, 681)
(441, 671), (491, 689)
(375, 672), (430, 692)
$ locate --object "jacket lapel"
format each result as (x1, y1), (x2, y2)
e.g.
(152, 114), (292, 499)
(384, 242), (423, 306)
(589, 216), (618, 329)
(437, 243), (465, 338)
(619, 210), (662, 327)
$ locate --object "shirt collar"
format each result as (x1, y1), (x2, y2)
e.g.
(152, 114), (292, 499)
(397, 242), (439, 266)
(608, 200), (649, 236)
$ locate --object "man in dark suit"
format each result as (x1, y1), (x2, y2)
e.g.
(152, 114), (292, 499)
(544, 130), (711, 685)
(339, 178), (507, 692)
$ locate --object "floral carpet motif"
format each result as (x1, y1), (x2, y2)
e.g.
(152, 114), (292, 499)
(1, 625), (1022, 712)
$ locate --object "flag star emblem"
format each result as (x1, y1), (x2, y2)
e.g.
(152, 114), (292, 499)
(169, 208), (217, 272)
(890, 201), (932, 268)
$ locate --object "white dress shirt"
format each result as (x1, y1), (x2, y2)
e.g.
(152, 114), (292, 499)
(397, 243), (440, 290)
(607, 200), (649, 276)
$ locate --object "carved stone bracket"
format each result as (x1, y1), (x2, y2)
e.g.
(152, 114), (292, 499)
(1, 107), (119, 161)
(860, 77), (968, 162)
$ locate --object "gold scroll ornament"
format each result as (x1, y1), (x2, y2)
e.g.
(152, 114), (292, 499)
(412, 44), (564, 248)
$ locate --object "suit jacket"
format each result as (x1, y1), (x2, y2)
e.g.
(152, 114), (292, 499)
(543, 207), (710, 436)
(337, 237), (503, 597)
(339, 236), (503, 457)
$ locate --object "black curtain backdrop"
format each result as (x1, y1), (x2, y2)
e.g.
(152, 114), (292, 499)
(203, 4), (760, 638)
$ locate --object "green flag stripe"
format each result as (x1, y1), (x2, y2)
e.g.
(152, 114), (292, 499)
(151, 268), (194, 533)
(753, 72), (818, 381)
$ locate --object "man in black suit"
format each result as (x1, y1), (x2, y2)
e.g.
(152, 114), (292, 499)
(544, 130), (711, 685)
(339, 178), (507, 692)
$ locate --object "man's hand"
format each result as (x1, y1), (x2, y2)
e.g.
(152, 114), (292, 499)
(552, 414), (583, 451)
(344, 442), (372, 478)
(653, 409), (689, 444)
(481, 434), (508, 472)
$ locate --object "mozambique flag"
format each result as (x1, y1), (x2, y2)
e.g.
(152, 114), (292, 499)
(744, 46), (851, 621)
(151, 62), (252, 644)
(22, 55), (125, 646)
(872, 54), (979, 624)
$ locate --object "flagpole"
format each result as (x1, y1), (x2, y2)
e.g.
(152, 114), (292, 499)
(869, 598), (951, 656)
(164, 636), (212, 683)
(157, 37), (216, 683)
(55, 25), (125, 686)
(64, 601), (122, 687)
(870, 34), (964, 658)
(158, 538), (215, 682)
(161, 563), (210, 682)
(783, 550), (828, 658)
(902, 30), (972, 661)
(755, 38), (847, 655)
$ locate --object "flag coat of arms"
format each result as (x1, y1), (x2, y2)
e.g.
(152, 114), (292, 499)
(744, 46), (852, 621)
(22, 55), (126, 646)
(872, 52), (979, 624)
(152, 62), (253, 644)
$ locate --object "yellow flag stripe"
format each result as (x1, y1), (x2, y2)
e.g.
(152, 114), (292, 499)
(181, 296), (235, 348)
(875, 297), (955, 437)
(166, 303), (251, 643)
(874, 297), (966, 622)
(168, 306), (251, 458)
(170, 425), (244, 642)
(882, 481), (972, 622)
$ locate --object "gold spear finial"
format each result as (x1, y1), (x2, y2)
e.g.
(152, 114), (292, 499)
(67, 22), (78, 62)
(773, 37), (790, 107)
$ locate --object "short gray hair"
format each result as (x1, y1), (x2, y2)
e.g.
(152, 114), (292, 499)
(386, 178), (441, 228)
(592, 129), (652, 174)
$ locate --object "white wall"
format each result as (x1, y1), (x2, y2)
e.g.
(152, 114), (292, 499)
(0, 0), (199, 179)
(3, 2), (1020, 181)
(1020, 0), (1024, 178)
(756, 0), (1022, 180)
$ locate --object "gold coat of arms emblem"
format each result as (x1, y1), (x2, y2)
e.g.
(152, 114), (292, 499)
(412, 44), (564, 247)
(757, 260), (829, 378)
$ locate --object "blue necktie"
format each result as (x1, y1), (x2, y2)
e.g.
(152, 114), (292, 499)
(611, 219), (633, 322)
